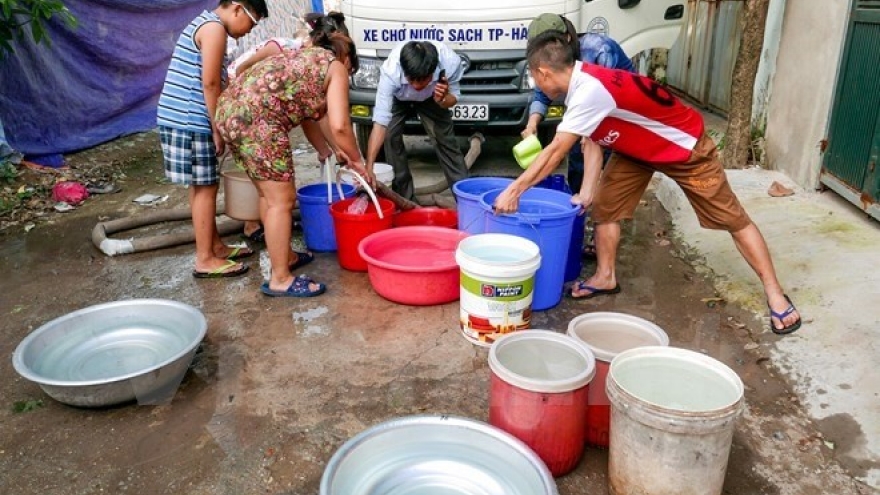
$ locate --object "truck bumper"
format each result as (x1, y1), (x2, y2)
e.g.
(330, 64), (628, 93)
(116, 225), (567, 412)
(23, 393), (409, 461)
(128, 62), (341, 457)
(348, 88), (561, 136)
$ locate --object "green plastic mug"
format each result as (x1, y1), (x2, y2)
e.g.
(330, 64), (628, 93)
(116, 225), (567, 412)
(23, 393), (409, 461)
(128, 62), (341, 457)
(513, 135), (543, 169)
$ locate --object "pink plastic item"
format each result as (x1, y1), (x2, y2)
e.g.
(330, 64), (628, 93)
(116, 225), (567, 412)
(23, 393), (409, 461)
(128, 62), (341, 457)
(52, 181), (89, 205)
(358, 226), (467, 305)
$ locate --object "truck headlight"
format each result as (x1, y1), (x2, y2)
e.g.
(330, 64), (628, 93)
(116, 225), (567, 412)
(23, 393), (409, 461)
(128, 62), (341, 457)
(352, 57), (382, 89)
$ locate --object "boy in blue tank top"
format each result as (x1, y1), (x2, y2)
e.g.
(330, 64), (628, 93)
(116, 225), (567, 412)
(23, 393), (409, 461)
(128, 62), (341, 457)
(157, 0), (267, 278)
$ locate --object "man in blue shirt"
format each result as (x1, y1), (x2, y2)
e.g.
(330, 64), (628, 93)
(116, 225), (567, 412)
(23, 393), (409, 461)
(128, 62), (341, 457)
(522, 13), (635, 195)
(363, 40), (469, 201)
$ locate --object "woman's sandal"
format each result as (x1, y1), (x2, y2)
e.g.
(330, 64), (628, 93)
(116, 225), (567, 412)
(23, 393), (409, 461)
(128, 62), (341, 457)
(242, 226), (265, 244)
(260, 275), (326, 298)
(289, 251), (314, 271)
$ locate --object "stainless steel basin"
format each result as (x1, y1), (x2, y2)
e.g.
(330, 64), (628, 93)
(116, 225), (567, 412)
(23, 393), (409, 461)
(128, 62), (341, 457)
(321, 415), (558, 495)
(12, 299), (206, 407)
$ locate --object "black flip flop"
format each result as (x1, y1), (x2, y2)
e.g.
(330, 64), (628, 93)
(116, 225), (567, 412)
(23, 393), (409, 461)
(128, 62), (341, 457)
(192, 260), (249, 279)
(289, 251), (315, 271)
(242, 226), (265, 244)
(769, 294), (801, 335)
(567, 281), (621, 300)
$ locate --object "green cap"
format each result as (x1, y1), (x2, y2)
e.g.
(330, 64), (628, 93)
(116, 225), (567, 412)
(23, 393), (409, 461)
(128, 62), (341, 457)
(528, 13), (566, 41)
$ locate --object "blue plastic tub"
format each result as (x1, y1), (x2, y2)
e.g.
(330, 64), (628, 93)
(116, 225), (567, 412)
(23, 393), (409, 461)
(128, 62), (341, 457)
(480, 188), (578, 311)
(452, 177), (514, 234)
(535, 174), (582, 282)
(297, 183), (356, 252)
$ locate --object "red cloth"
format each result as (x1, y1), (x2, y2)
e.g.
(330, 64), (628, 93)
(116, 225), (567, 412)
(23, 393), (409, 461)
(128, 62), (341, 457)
(52, 181), (89, 205)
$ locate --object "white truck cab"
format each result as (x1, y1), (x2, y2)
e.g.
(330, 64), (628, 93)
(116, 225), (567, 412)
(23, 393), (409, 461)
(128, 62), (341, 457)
(343, 0), (686, 149)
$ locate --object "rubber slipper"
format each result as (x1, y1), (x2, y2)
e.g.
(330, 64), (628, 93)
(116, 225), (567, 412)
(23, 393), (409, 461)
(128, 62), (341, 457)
(260, 275), (326, 298)
(769, 294), (801, 335)
(241, 226), (265, 244)
(192, 260), (249, 279)
(226, 246), (255, 261)
(289, 251), (315, 271)
(582, 244), (597, 260)
(567, 281), (621, 300)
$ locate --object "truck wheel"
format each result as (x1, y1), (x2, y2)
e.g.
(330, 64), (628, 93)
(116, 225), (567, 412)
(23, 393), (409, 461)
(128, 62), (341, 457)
(355, 123), (384, 162)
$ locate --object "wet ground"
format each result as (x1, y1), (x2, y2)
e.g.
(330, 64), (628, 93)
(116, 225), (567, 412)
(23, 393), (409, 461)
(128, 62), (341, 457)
(0, 130), (871, 495)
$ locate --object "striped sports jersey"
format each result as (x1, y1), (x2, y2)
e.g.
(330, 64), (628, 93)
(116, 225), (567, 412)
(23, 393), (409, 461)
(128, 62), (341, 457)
(157, 11), (226, 133)
(557, 62), (704, 164)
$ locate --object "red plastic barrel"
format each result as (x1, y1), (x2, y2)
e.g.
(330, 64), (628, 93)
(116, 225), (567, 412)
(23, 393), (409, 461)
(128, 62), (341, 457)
(488, 330), (596, 476)
(566, 313), (669, 448)
(330, 197), (395, 271)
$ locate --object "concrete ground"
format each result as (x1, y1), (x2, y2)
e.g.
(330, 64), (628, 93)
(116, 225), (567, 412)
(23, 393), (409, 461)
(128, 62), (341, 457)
(0, 130), (875, 495)
(656, 168), (880, 489)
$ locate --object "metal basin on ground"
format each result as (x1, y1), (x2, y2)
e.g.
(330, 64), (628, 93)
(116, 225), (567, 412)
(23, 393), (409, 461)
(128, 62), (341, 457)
(321, 415), (558, 495)
(12, 299), (206, 407)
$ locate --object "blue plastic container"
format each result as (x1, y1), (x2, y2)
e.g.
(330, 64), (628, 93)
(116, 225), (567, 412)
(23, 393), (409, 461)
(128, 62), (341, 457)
(452, 177), (514, 234)
(535, 174), (571, 194)
(535, 175), (582, 282)
(480, 188), (579, 311)
(297, 183), (356, 252)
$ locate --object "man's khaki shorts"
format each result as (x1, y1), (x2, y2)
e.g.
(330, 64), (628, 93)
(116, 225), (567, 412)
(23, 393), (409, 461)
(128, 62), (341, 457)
(591, 134), (751, 232)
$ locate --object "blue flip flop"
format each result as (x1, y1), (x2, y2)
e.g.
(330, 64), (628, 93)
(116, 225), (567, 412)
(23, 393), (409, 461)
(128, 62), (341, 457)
(769, 294), (801, 335)
(567, 281), (621, 299)
(289, 251), (315, 271)
(260, 275), (326, 298)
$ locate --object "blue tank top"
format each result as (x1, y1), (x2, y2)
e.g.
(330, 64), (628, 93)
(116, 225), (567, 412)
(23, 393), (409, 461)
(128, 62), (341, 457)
(157, 11), (226, 133)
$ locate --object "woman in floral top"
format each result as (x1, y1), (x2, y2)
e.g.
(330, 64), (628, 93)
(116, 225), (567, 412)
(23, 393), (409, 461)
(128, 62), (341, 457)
(216, 33), (367, 298)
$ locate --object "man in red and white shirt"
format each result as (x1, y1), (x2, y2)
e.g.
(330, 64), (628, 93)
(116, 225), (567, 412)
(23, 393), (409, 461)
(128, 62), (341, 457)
(494, 32), (801, 335)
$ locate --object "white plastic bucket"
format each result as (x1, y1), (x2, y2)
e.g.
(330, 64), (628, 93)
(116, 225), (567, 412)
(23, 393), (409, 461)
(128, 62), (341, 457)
(606, 346), (745, 495)
(341, 162), (393, 187)
(566, 312), (669, 447)
(221, 170), (260, 221)
(488, 330), (596, 476)
(455, 234), (541, 347)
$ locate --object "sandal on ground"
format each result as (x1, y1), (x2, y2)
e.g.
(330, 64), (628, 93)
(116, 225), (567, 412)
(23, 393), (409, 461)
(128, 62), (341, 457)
(289, 251), (315, 271)
(769, 294), (801, 335)
(192, 260), (249, 279)
(260, 275), (326, 298)
(582, 243), (597, 260)
(225, 246), (255, 260)
(241, 226), (265, 244)
(567, 280), (621, 300)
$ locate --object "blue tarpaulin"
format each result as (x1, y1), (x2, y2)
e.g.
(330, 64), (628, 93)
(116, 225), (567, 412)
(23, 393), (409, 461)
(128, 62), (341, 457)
(0, 0), (215, 164)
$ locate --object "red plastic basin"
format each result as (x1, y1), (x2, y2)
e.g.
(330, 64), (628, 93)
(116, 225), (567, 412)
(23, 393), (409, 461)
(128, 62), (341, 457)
(358, 226), (468, 306)
(392, 207), (458, 229)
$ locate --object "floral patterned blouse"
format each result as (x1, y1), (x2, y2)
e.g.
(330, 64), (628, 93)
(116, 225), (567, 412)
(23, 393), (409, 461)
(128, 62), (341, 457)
(216, 46), (335, 181)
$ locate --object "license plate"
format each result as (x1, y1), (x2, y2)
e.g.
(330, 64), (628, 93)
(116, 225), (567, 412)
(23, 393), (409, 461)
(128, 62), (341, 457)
(452, 103), (489, 121)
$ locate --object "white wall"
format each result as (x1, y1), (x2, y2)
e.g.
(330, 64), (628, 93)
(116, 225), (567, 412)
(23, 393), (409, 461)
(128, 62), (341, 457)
(765, 0), (850, 189)
(751, 0), (785, 128)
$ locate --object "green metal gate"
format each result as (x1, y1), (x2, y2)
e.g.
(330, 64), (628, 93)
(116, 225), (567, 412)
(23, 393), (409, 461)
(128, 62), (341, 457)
(821, 0), (880, 220)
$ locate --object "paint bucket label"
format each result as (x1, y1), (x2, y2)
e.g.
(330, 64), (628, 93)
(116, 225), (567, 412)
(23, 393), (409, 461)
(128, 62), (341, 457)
(459, 270), (534, 347)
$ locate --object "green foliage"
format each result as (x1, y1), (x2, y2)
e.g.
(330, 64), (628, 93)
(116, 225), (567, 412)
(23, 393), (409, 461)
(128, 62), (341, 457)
(0, 0), (77, 57)
(12, 399), (44, 413)
(0, 161), (17, 182)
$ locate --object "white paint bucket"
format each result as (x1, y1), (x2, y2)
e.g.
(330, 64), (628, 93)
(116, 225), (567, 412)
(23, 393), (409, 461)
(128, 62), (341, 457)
(455, 234), (541, 346)
(566, 312), (669, 447)
(340, 162), (394, 187)
(606, 346), (745, 495)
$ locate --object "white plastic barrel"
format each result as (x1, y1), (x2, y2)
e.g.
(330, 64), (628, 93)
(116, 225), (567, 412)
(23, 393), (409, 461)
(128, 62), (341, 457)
(606, 346), (745, 495)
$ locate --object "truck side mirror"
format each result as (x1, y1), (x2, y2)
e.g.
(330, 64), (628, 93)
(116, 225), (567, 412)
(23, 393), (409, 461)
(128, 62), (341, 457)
(618, 0), (641, 9)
